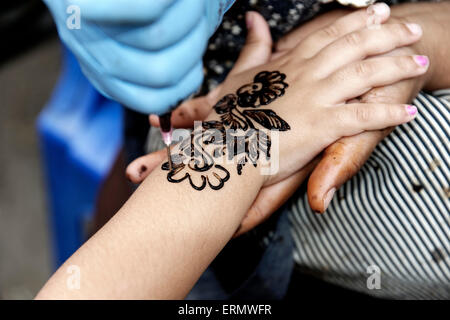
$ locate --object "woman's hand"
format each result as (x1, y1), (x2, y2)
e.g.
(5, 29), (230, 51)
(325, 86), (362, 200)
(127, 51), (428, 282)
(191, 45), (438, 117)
(127, 11), (317, 235)
(129, 4), (426, 232)
(272, 1), (450, 212)
(196, 5), (426, 187)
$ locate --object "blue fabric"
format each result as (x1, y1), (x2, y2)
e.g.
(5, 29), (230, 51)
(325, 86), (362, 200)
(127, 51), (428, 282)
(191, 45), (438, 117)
(43, 0), (236, 115)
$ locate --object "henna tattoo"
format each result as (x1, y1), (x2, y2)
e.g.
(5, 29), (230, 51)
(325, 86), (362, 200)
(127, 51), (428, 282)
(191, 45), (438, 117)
(161, 71), (291, 190)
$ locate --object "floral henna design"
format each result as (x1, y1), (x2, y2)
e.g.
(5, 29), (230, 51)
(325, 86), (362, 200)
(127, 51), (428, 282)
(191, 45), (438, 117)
(214, 71), (290, 131)
(162, 71), (291, 190)
(161, 121), (230, 191)
(237, 71), (288, 108)
(162, 161), (230, 191)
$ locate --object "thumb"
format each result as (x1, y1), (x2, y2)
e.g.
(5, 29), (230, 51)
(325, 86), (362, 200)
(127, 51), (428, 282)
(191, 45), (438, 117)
(229, 11), (273, 76)
(307, 130), (390, 213)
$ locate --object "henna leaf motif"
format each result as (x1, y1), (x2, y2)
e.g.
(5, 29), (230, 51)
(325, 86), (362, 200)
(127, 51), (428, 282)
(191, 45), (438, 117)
(214, 94), (237, 114)
(227, 129), (272, 175)
(242, 109), (290, 131)
(163, 71), (291, 190)
(220, 111), (247, 130)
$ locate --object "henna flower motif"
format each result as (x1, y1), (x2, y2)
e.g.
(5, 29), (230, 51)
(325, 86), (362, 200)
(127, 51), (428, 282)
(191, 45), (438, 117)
(214, 94), (237, 114)
(163, 71), (291, 191)
(237, 71), (288, 108)
(161, 121), (230, 191)
(161, 159), (230, 191)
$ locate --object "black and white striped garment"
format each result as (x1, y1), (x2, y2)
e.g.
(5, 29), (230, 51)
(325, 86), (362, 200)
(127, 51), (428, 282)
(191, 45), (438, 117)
(289, 90), (450, 300)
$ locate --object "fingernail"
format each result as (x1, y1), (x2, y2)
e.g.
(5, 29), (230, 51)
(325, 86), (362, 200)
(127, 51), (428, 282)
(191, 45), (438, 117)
(413, 55), (429, 67)
(368, 3), (389, 16)
(323, 188), (336, 211)
(406, 104), (418, 116)
(246, 12), (254, 29)
(405, 23), (422, 36)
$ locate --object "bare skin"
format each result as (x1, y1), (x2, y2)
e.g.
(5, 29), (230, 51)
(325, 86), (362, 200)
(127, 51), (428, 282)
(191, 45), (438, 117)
(37, 6), (426, 299)
(131, 1), (450, 236)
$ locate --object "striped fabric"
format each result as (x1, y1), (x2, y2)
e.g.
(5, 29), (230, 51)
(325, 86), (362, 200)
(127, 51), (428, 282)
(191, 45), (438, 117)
(289, 90), (450, 299)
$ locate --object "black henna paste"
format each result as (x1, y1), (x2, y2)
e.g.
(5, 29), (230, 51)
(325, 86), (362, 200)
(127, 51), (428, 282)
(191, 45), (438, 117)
(161, 71), (291, 190)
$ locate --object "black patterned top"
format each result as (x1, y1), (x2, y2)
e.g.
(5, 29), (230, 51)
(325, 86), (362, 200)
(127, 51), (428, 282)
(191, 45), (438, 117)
(202, 0), (323, 92)
(201, 0), (422, 92)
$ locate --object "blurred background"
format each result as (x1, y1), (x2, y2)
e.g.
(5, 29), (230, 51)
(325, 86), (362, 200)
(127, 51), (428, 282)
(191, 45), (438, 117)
(0, 0), (58, 298)
(0, 0), (131, 299)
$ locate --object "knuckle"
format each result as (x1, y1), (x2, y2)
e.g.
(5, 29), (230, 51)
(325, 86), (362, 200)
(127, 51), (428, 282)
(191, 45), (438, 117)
(360, 88), (391, 103)
(333, 107), (348, 126)
(355, 106), (372, 122)
(343, 31), (361, 47)
(394, 56), (415, 71)
(321, 25), (341, 39)
(393, 23), (412, 38)
(353, 61), (372, 78)
(278, 54), (293, 69)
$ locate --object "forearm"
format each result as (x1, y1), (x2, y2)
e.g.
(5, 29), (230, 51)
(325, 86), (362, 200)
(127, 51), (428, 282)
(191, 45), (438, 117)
(392, 1), (450, 90)
(36, 156), (264, 299)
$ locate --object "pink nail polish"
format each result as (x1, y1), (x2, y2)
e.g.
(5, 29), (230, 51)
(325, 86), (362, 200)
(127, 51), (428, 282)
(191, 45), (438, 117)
(406, 105), (417, 116)
(413, 55), (429, 67)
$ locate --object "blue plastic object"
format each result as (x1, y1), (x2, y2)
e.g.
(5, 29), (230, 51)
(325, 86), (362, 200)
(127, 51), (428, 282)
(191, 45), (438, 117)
(37, 47), (123, 267)
(43, 0), (236, 115)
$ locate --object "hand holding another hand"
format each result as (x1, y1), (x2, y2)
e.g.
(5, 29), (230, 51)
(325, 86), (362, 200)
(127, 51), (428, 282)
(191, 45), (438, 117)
(128, 4), (428, 235)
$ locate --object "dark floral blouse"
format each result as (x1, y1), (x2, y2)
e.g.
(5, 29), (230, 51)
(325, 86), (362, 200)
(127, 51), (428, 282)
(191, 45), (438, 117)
(202, 0), (322, 92)
(200, 0), (419, 93)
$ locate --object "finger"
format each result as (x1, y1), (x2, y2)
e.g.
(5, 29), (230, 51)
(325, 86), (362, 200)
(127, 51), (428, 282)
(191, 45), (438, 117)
(149, 114), (161, 128)
(307, 74), (421, 213)
(229, 11), (273, 76)
(330, 103), (418, 139)
(234, 159), (319, 238)
(126, 149), (167, 183)
(357, 48), (425, 103)
(150, 85), (222, 128)
(275, 9), (351, 53)
(321, 55), (429, 103)
(307, 130), (391, 213)
(68, 0), (175, 23)
(309, 22), (423, 78)
(293, 2), (390, 59)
